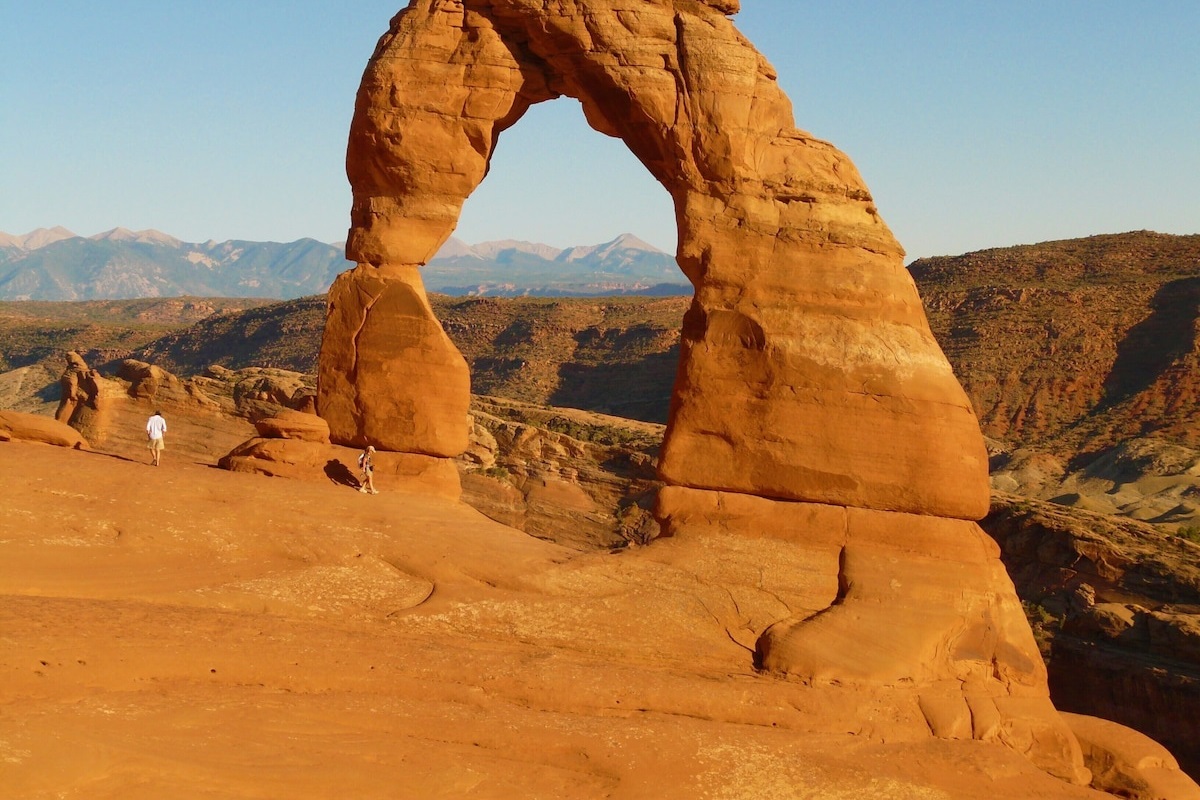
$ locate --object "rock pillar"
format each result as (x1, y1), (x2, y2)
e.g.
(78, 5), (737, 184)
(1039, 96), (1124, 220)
(320, 264), (469, 455)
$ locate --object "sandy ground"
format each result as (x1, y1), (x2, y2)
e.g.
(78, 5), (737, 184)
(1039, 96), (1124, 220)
(0, 441), (1112, 799)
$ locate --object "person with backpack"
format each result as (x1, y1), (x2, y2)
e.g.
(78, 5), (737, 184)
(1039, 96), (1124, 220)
(358, 445), (378, 494)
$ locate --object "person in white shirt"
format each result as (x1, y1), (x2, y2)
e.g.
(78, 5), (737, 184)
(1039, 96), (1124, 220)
(146, 410), (167, 466)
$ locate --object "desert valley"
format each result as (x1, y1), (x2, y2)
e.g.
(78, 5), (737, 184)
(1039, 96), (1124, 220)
(4, 1), (1200, 799)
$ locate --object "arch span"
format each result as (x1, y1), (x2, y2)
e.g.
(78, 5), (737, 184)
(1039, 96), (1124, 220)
(319, 0), (988, 519)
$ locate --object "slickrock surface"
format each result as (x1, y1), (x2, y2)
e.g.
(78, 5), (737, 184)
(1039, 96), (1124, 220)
(252, 408), (331, 443)
(0, 441), (1125, 799)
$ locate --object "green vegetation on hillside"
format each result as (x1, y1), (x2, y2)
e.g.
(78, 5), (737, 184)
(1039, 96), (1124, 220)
(0, 297), (271, 371)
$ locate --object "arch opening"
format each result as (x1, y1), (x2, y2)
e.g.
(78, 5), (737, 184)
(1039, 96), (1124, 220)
(449, 99), (678, 256)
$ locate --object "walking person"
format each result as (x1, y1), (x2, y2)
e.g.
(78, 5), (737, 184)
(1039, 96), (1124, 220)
(146, 410), (167, 466)
(358, 445), (378, 494)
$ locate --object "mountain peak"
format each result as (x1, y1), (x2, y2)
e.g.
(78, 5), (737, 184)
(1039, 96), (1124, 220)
(557, 233), (666, 263)
(608, 233), (663, 252)
(90, 228), (182, 247)
(471, 239), (563, 260)
(0, 226), (78, 251)
(432, 236), (478, 259)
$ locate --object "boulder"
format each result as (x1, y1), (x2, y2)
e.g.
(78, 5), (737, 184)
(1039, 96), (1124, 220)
(118, 359), (179, 401)
(1064, 712), (1200, 799)
(0, 410), (89, 449)
(253, 409), (331, 444)
(231, 368), (314, 418)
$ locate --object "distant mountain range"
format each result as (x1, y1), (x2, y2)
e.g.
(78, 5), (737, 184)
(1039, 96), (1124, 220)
(0, 227), (689, 301)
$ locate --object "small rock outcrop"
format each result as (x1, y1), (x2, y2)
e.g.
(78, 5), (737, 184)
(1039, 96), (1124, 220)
(1064, 713), (1200, 800)
(253, 409), (331, 444)
(118, 359), (179, 401)
(54, 351), (123, 445)
(0, 409), (89, 449)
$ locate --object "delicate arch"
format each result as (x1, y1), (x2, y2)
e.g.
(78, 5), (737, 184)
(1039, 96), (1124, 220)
(318, 0), (989, 520)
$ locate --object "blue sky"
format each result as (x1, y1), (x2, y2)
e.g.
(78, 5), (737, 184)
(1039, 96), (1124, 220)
(2, 1), (1196, 260)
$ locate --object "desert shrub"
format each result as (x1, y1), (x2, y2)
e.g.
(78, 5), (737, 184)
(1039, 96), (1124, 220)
(1022, 601), (1055, 626)
(1175, 524), (1200, 544)
(543, 415), (644, 448)
(1020, 600), (1059, 659)
(469, 465), (510, 482)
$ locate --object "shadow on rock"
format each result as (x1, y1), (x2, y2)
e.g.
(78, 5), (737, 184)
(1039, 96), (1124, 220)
(324, 459), (359, 488)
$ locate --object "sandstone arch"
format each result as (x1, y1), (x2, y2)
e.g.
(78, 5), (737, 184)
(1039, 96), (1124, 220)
(318, 1), (1088, 782)
(320, 0), (988, 519)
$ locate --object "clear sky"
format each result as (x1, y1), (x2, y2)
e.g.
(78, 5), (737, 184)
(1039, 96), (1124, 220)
(2, 1), (1197, 260)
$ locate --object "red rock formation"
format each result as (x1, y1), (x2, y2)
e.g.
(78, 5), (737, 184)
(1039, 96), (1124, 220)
(0, 409), (89, 449)
(54, 351), (97, 424)
(53, 350), (118, 445)
(325, 0), (987, 518)
(315, 0), (1093, 782)
(253, 409), (331, 444)
(321, 264), (469, 456)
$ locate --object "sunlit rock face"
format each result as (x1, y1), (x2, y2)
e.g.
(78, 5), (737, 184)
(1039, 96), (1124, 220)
(317, 0), (1087, 783)
(320, 263), (469, 456)
(327, 0), (986, 517)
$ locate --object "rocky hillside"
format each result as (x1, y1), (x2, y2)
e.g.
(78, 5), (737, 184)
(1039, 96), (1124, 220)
(128, 296), (327, 375)
(912, 231), (1200, 459)
(0, 296), (274, 373)
(109, 294), (687, 424)
(436, 295), (685, 422)
(982, 493), (1200, 778)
